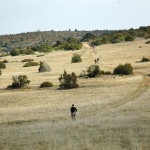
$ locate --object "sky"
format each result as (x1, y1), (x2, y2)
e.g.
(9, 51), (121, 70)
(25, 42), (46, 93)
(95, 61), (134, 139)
(0, 0), (150, 35)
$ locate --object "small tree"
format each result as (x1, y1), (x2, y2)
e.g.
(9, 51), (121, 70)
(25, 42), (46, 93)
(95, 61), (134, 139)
(8, 75), (30, 89)
(0, 61), (6, 69)
(71, 54), (82, 63)
(40, 81), (53, 88)
(87, 65), (101, 78)
(59, 70), (79, 89)
(113, 63), (133, 75)
(39, 62), (51, 72)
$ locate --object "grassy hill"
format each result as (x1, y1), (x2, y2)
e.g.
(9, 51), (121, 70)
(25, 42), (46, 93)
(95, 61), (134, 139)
(0, 37), (150, 149)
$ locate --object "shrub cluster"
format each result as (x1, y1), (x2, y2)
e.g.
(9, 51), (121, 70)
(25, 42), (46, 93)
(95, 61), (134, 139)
(39, 62), (51, 72)
(145, 40), (150, 44)
(140, 57), (150, 62)
(22, 59), (34, 62)
(53, 37), (82, 50)
(71, 54), (82, 63)
(23, 62), (39, 67)
(40, 81), (53, 88)
(79, 65), (101, 78)
(59, 70), (79, 89)
(64, 43), (82, 50)
(87, 65), (101, 78)
(100, 70), (112, 75)
(125, 34), (135, 41)
(113, 63), (133, 75)
(0, 70), (1, 76)
(2, 59), (9, 63)
(31, 44), (53, 53)
(90, 32), (135, 46)
(82, 33), (96, 41)
(7, 75), (30, 89)
(0, 61), (6, 69)
(10, 49), (35, 56)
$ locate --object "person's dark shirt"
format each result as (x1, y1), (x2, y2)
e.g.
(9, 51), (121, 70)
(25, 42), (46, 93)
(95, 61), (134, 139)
(70, 106), (77, 113)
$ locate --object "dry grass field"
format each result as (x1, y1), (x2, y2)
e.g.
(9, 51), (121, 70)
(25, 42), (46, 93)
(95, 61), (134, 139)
(0, 38), (150, 150)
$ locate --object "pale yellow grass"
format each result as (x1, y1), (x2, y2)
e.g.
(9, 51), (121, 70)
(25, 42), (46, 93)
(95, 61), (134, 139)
(0, 39), (150, 150)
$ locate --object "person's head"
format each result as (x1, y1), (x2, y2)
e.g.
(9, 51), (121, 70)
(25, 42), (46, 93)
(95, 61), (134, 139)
(72, 104), (74, 107)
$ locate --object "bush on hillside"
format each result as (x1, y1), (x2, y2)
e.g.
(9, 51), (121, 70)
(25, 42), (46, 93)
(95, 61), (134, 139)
(113, 63), (133, 75)
(100, 70), (112, 75)
(0, 61), (6, 69)
(87, 65), (101, 78)
(24, 48), (35, 55)
(23, 62), (39, 67)
(0, 70), (1, 76)
(2, 59), (9, 63)
(31, 44), (53, 53)
(40, 81), (53, 88)
(38, 61), (51, 72)
(10, 49), (20, 56)
(140, 57), (150, 62)
(7, 75), (30, 89)
(22, 59), (34, 62)
(67, 37), (80, 44)
(82, 33), (96, 41)
(64, 43), (82, 50)
(125, 34), (135, 41)
(59, 70), (79, 89)
(145, 40), (150, 44)
(71, 54), (82, 63)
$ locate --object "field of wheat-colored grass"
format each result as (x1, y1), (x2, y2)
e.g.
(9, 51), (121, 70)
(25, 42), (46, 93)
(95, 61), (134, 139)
(0, 38), (150, 150)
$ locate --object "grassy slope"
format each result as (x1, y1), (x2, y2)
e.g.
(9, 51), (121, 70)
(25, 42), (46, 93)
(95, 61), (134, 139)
(0, 38), (150, 150)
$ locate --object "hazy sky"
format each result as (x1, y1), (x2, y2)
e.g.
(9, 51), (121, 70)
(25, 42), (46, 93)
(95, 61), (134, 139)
(0, 0), (150, 35)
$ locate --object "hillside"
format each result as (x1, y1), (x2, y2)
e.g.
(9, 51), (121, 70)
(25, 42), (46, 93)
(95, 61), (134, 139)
(0, 38), (150, 150)
(0, 30), (114, 52)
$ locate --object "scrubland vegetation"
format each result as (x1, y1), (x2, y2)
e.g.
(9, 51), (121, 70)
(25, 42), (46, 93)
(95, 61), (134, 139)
(0, 27), (150, 150)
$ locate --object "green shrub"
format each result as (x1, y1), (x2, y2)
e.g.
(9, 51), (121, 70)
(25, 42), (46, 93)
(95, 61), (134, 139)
(140, 57), (150, 62)
(82, 33), (96, 41)
(40, 81), (53, 88)
(87, 65), (101, 78)
(71, 54), (82, 63)
(67, 37), (80, 44)
(7, 75), (30, 89)
(145, 40), (150, 44)
(0, 70), (1, 76)
(125, 34), (135, 41)
(0, 61), (6, 69)
(2, 59), (9, 63)
(23, 62), (39, 67)
(25, 48), (35, 55)
(22, 59), (34, 62)
(36, 54), (44, 57)
(10, 49), (20, 56)
(113, 63), (133, 75)
(31, 44), (53, 53)
(101, 70), (112, 75)
(39, 62), (51, 72)
(59, 70), (79, 89)
(64, 43), (82, 50)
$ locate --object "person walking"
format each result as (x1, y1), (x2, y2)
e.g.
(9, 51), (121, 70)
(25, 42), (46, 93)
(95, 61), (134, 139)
(70, 104), (77, 120)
